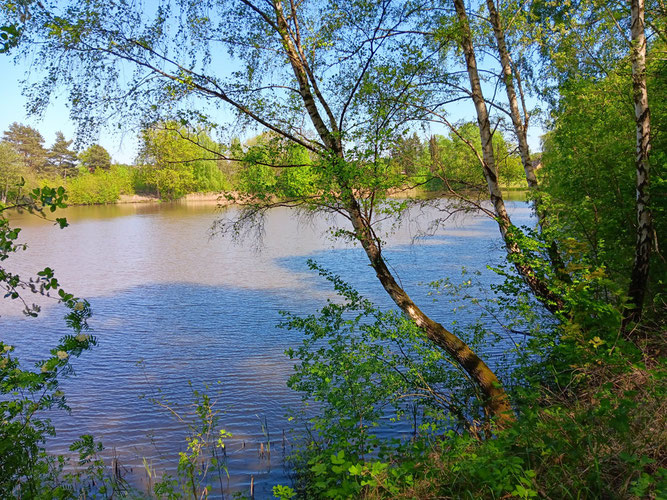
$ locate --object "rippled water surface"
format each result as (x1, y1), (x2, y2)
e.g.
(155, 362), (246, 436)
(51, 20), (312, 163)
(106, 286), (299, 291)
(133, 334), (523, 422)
(1, 200), (532, 497)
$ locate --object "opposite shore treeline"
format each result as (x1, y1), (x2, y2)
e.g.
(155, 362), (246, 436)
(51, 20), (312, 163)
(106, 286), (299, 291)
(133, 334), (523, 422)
(1, 121), (528, 205)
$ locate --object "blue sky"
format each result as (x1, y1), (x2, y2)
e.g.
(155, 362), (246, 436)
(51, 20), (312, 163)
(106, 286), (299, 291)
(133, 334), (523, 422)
(1, 54), (139, 163)
(1, 41), (544, 165)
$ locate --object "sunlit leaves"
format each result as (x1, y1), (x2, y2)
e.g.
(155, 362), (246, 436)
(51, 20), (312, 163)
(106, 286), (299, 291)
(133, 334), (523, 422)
(0, 24), (20, 53)
(0, 185), (99, 495)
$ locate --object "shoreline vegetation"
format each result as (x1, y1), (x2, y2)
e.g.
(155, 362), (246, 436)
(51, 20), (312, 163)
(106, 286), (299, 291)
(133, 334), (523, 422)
(2, 122), (529, 208)
(108, 187), (529, 206)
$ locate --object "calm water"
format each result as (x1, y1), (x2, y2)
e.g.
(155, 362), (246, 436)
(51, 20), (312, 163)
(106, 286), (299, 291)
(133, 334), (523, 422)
(1, 200), (532, 497)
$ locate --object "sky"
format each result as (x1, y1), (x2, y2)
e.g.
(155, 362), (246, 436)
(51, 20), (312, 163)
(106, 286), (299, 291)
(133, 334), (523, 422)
(1, 32), (545, 165)
(0, 54), (139, 164)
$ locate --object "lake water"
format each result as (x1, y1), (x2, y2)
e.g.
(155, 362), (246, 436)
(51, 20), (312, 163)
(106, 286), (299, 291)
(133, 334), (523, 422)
(1, 200), (532, 498)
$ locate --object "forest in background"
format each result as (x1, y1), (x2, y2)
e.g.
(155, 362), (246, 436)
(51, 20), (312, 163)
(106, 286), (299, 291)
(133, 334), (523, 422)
(0, 121), (527, 204)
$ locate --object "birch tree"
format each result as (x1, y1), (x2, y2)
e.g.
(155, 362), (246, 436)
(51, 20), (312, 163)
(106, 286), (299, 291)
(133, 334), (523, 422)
(626, 0), (653, 327)
(440, 0), (662, 326)
(12, 0), (515, 424)
(447, 0), (564, 312)
(524, 0), (662, 325)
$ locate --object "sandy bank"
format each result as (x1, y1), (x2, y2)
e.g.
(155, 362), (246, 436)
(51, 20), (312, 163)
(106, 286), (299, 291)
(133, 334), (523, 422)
(116, 192), (238, 205)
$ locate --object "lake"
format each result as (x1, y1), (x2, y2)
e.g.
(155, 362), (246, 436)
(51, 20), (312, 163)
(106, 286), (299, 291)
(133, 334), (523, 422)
(1, 199), (533, 497)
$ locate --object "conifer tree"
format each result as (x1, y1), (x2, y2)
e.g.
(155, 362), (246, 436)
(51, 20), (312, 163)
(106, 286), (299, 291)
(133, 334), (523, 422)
(47, 131), (78, 179)
(2, 122), (47, 173)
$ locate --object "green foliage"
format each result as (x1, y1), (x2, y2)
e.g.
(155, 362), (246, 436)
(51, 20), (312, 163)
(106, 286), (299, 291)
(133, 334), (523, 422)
(136, 166), (195, 200)
(79, 144), (111, 173)
(272, 484), (297, 499)
(137, 122), (231, 199)
(238, 161), (277, 199)
(388, 126), (525, 194)
(0, 0), (38, 53)
(542, 50), (666, 300)
(428, 124), (525, 191)
(235, 133), (320, 201)
(0, 186), (102, 497)
(282, 261), (666, 499)
(542, 74), (635, 278)
(48, 131), (78, 180)
(282, 262), (488, 499)
(0, 23), (20, 53)
(2, 122), (47, 173)
(275, 145), (319, 198)
(66, 165), (135, 204)
(395, 344), (667, 499)
(191, 161), (231, 193)
(464, 226), (665, 497)
(0, 141), (26, 202)
(388, 132), (430, 179)
(282, 224), (665, 499)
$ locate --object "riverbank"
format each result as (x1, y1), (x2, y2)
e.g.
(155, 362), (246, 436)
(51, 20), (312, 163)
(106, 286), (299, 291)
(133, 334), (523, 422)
(110, 187), (527, 206)
(117, 192), (238, 205)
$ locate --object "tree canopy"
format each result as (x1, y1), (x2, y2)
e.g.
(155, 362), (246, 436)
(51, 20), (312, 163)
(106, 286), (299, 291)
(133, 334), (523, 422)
(2, 122), (47, 173)
(78, 144), (111, 173)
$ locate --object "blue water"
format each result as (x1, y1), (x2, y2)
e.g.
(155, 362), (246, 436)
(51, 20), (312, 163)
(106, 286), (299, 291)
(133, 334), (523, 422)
(0, 201), (533, 497)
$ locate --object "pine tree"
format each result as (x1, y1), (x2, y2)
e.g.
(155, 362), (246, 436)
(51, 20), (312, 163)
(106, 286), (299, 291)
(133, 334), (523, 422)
(2, 122), (47, 173)
(47, 131), (78, 179)
(79, 144), (111, 173)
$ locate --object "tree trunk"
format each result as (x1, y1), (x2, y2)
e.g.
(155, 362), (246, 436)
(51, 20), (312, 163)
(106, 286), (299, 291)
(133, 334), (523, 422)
(624, 0), (653, 328)
(485, 0), (569, 283)
(453, 0), (510, 235)
(271, 0), (514, 425)
(484, 0), (536, 190)
(429, 135), (439, 173)
(452, 0), (564, 313)
(345, 194), (515, 426)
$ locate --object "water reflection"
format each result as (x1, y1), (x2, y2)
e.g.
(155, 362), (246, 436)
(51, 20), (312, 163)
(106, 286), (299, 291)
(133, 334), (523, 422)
(1, 200), (533, 496)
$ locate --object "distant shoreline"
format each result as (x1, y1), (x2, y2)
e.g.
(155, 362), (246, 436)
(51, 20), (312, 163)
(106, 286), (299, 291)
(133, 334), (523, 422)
(116, 192), (238, 205)
(108, 187), (527, 206)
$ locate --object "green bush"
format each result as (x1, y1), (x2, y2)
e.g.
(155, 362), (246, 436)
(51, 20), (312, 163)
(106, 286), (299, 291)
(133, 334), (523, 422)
(65, 165), (135, 204)
(280, 257), (666, 499)
(279, 263), (492, 499)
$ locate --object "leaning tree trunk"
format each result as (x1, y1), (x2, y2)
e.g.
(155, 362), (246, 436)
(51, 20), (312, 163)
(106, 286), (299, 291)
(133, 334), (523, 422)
(270, 0), (514, 426)
(453, 0), (511, 236)
(345, 194), (515, 426)
(485, 0), (569, 283)
(452, 0), (563, 313)
(624, 0), (653, 329)
(484, 0), (535, 190)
